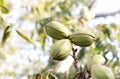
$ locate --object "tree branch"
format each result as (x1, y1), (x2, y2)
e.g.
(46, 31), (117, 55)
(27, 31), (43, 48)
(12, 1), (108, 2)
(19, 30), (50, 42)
(88, 0), (120, 18)
(95, 9), (120, 18)
(88, 0), (97, 10)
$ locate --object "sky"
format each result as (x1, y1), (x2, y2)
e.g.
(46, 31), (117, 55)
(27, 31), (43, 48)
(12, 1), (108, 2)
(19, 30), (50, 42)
(92, 0), (120, 14)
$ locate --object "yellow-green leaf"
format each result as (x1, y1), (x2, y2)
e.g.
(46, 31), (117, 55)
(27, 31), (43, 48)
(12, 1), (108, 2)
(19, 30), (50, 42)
(0, 53), (5, 60)
(41, 72), (57, 79)
(0, 6), (9, 14)
(16, 30), (34, 44)
(0, 0), (10, 14)
(0, 0), (6, 6)
(1, 26), (11, 45)
(116, 32), (120, 41)
(0, 16), (4, 24)
(40, 32), (46, 49)
(110, 23), (118, 31)
(48, 73), (57, 79)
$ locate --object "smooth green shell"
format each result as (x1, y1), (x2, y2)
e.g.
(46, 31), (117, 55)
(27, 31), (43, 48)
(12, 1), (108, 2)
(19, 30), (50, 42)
(45, 21), (70, 40)
(50, 39), (72, 61)
(92, 55), (105, 65)
(69, 31), (95, 47)
(87, 55), (105, 71)
(91, 65), (115, 79)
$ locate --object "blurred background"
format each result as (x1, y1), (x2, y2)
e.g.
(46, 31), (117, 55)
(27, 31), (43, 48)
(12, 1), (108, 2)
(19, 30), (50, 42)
(0, 0), (120, 79)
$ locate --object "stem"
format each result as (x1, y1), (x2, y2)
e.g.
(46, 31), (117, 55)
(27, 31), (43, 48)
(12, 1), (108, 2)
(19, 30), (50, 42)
(72, 47), (92, 79)
(72, 48), (79, 73)
(88, 0), (96, 10)
(87, 71), (91, 79)
(72, 47), (86, 79)
(72, 47), (79, 79)
(36, 74), (40, 79)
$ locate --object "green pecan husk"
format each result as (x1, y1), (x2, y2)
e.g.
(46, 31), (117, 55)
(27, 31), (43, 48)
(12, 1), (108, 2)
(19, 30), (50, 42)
(50, 39), (72, 61)
(91, 65), (115, 79)
(45, 21), (70, 40)
(69, 30), (95, 47)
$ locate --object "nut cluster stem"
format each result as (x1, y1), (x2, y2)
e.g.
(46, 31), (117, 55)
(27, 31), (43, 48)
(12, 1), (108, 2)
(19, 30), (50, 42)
(72, 48), (79, 73)
(72, 47), (90, 79)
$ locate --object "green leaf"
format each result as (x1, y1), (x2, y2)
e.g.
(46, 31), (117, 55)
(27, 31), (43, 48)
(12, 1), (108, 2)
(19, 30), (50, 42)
(112, 57), (119, 68)
(39, 17), (53, 26)
(39, 32), (46, 49)
(48, 73), (57, 79)
(0, 0), (10, 14)
(97, 24), (111, 39)
(0, 6), (9, 14)
(0, 16), (4, 24)
(107, 44), (117, 57)
(41, 72), (57, 79)
(1, 26), (11, 46)
(0, 0), (6, 6)
(81, 6), (95, 21)
(0, 53), (5, 60)
(116, 32), (120, 41)
(16, 30), (34, 44)
(0, 53), (6, 64)
(110, 23), (118, 31)
(95, 38), (106, 51)
(77, 48), (86, 60)
(36, 17), (53, 35)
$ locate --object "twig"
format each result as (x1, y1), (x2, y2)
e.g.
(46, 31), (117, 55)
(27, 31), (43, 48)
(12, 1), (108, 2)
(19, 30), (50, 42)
(88, 0), (97, 10)
(86, 70), (91, 79)
(95, 9), (120, 18)
(72, 47), (92, 79)
(36, 74), (41, 79)
(72, 47), (79, 79)
(72, 47), (86, 79)
(88, 0), (120, 18)
(72, 48), (79, 72)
